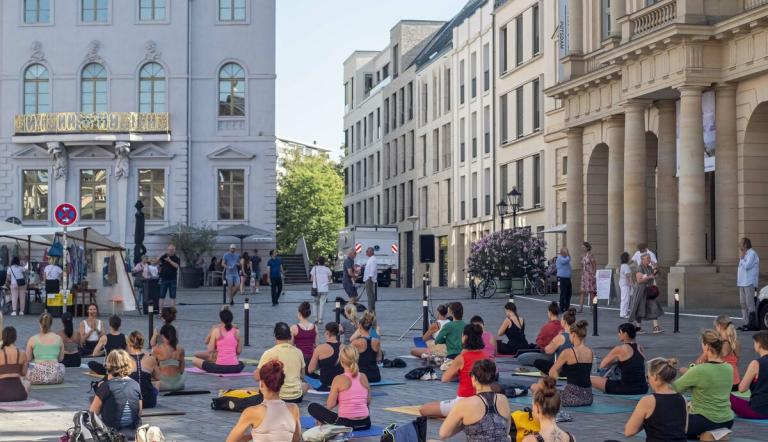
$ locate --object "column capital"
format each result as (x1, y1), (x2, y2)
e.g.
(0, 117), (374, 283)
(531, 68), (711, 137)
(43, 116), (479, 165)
(656, 100), (677, 113)
(622, 99), (650, 113)
(603, 114), (625, 126)
(565, 127), (584, 138)
(715, 83), (737, 95)
(676, 85), (705, 96)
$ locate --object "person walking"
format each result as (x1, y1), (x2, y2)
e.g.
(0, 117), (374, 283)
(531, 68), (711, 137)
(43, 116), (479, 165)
(250, 250), (262, 294)
(556, 248), (572, 313)
(310, 257), (332, 324)
(240, 251), (252, 296)
(628, 253), (664, 334)
(619, 252), (633, 319)
(157, 244), (180, 310)
(342, 250), (358, 304)
(222, 245), (241, 306)
(578, 242), (596, 313)
(737, 237), (760, 331)
(266, 250), (285, 307)
(4, 256), (27, 316)
(362, 247), (377, 312)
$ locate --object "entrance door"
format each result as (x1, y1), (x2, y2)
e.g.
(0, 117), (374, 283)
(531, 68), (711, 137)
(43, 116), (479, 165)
(406, 231), (414, 288)
(438, 236), (448, 287)
(457, 233), (466, 287)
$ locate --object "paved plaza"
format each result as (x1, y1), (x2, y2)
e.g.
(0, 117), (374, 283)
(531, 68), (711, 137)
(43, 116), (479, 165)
(0, 284), (766, 441)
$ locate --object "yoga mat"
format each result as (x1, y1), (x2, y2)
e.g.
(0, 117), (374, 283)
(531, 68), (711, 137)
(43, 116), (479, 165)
(141, 408), (186, 417)
(511, 371), (566, 381)
(384, 405), (422, 417)
(163, 390), (210, 396)
(0, 399), (59, 412)
(185, 367), (254, 377)
(83, 371), (103, 379)
(299, 416), (384, 438)
(736, 417), (768, 426)
(508, 396), (634, 414)
(369, 380), (405, 387)
(592, 391), (647, 401)
(396, 355), (421, 360)
(307, 389), (387, 397)
(413, 337), (427, 348)
(30, 383), (78, 390)
(306, 377), (323, 389)
(184, 356), (261, 365)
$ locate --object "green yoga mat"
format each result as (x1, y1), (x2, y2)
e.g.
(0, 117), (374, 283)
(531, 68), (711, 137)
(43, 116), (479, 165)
(508, 395), (634, 414)
(31, 383), (78, 390)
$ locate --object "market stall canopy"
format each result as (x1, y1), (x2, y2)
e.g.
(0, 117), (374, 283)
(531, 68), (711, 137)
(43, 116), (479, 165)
(0, 221), (49, 244)
(147, 223), (188, 236)
(218, 224), (274, 249)
(0, 226), (123, 251)
(540, 224), (567, 234)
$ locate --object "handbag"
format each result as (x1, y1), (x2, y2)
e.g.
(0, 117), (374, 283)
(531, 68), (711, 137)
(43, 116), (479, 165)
(64, 410), (126, 442)
(645, 285), (660, 300)
(302, 424), (353, 442)
(210, 389), (263, 412)
(380, 417), (427, 442)
(49, 237), (64, 258)
(310, 267), (318, 297)
(12, 267), (26, 287)
(135, 424), (165, 442)
(510, 408), (541, 442)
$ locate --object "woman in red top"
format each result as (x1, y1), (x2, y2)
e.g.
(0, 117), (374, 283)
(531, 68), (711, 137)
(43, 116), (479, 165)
(419, 323), (489, 418)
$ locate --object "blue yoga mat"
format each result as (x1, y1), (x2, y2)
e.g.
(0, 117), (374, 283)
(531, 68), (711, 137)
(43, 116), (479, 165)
(306, 377), (323, 389)
(300, 416), (384, 438)
(736, 417), (768, 426)
(413, 337), (427, 348)
(370, 380), (405, 387)
(508, 396), (634, 414)
(592, 391), (647, 401)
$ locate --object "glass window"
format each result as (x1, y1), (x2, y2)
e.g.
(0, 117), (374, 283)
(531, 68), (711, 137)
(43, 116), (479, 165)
(80, 169), (107, 220)
(533, 78), (541, 131)
(516, 15), (523, 66)
(218, 169), (245, 220)
(499, 26), (508, 72)
(81, 63), (107, 113)
(140, 0), (166, 21)
(219, 0), (246, 22)
(138, 169), (165, 220)
(533, 4), (540, 54)
(139, 62), (166, 113)
(82, 0), (108, 23)
(601, 0), (611, 40)
(500, 94), (508, 143)
(24, 0), (50, 24)
(23, 64), (49, 114)
(22, 170), (48, 221)
(219, 63), (245, 116)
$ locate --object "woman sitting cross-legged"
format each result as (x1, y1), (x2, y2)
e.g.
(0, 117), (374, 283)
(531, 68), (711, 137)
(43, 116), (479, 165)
(307, 323), (344, 391)
(731, 330), (768, 419)
(420, 323), (490, 418)
(409, 304), (450, 359)
(79, 303), (104, 356)
(623, 357), (686, 442)
(25, 313), (65, 385)
(439, 359), (511, 441)
(125, 331), (160, 409)
(0, 326), (29, 402)
(152, 325), (185, 392)
(350, 311), (381, 383)
(88, 315), (128, 375)
(590, 323), (648, 395)
(291, 302), (318, 368)
(57, 313), (82, 368)
(496, 302), (530, 355)
(192, 309), (244, 374)
(225, 360), (301, 442)
(685, 315), (741, 391)
(522, 376), (576, 442)
(308, 345), (372, 430)
(89, 349), (142, 434)
(535, 320), (593, 407)
(470, 316), (496, 361)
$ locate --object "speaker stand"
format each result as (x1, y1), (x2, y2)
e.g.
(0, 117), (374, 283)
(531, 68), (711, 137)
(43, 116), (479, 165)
(398, 264), (436, 340)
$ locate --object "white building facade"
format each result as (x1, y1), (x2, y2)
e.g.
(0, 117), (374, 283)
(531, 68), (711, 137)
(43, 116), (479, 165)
(3, 0), (276, 256)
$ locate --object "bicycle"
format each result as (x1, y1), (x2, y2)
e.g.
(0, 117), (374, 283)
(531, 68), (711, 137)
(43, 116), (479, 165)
(521, 266), (547, 296)
(475, 271), (498, 299)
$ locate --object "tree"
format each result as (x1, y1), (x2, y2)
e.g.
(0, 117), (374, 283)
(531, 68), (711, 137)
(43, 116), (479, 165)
(277, 153), (344, 261)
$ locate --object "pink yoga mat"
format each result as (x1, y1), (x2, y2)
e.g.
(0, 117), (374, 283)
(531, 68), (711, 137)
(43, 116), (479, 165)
(0, 399), (59, 412)
(185, 367), (254, 377)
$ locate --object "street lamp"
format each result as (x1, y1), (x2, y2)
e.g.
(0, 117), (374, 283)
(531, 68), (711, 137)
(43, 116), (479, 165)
(495, 200), (508, 231)
(497, 187), (522, 231)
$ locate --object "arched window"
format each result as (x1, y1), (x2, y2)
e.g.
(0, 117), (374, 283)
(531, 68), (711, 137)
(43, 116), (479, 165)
(81, 63), (107, 113)
(139, 63), (166, 113)
(23, 64), (49, 114)
(218, 63), (245, 116)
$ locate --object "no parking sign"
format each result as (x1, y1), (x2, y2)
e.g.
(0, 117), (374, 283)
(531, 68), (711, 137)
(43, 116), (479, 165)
(54, 203), (78, 226)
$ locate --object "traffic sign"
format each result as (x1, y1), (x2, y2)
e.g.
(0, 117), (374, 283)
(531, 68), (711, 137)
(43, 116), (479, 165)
(391, 243), (399, 254)
(54, 203), (78, 226)
(354, 243), (362, 253)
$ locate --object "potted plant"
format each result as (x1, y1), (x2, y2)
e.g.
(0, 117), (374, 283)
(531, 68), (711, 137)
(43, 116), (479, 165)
(169, 224), (218, 289)
(467, 228), (548, 294)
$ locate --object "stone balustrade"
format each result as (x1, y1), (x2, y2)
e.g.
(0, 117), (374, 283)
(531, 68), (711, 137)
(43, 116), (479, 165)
(630, 0), (677, 38)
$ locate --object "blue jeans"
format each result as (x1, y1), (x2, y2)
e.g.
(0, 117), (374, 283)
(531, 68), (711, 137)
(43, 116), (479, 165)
(160, 279), (177, 299)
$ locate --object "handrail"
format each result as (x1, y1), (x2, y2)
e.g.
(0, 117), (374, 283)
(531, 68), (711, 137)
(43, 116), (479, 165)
(630, 0), (677, 39)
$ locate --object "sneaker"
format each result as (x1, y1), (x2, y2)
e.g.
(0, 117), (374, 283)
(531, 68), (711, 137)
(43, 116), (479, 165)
(255, 288), (260, 293)
(556, 411), (573, 423)
(440, 359), (452, 371)
(431, 372), (439, 380)
(19, 312), (23, 316)
(420, 371), (433, 381)
(10, 312), (16, 316)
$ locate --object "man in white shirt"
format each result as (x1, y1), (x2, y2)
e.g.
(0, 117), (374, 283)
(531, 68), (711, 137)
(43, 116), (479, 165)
(631, 243), (657, 266)
(43, 262), (63, 295)
(363, 247), (378, 312)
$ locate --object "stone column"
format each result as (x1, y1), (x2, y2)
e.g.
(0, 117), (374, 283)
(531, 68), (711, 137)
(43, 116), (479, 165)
(656, 100), (679, 266)
(566, 127), (584, 270)
(567, 0), (583, 55)
(610, 0), (626, 39)
(623, 100), (647, 252)
(715, 85), (738, 266)
(606, 115), (624, 267)
(114, 142), (131, 247)
(677, 86), (707, 265)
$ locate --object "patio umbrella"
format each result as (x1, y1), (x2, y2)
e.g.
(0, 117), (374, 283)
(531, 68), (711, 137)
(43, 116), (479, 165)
(147, 223), (187, 236)
(217, 224), (274, 251)
(133, 200), (146, 265)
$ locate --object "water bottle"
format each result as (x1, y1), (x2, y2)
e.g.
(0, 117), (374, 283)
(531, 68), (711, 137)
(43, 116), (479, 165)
(593, 355), (601, 374)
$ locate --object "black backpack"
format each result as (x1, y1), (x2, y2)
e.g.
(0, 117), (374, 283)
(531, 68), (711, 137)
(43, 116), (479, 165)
(64, 411), (126, 442)
(381, 416), (427, 442)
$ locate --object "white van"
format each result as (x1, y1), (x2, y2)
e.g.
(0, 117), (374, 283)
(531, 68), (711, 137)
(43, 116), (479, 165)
(334, 225), (399, 286)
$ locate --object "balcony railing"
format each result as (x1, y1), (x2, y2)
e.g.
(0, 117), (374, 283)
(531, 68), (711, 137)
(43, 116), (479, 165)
(630, 0), (677, 39)
(14, 112), (170, 135)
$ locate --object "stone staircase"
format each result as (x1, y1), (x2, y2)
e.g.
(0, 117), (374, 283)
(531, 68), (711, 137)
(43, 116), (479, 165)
(282, 254), (309, 284)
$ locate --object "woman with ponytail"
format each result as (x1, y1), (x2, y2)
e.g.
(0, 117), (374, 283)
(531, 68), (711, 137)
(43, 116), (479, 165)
(152, 324), (185, 391)
(591, 323), (647, 395)
(522, 376), (574, 442)
(624, 357), (686, 441)
(57, 312), (82, 367)
(308, 345), (371, 430)
(126, 331), (160, 409)
(192, 308), (244, 373)
(540, 320), (593, 407)
(689, 315), (741, 391)
(674, 330), (734, 439)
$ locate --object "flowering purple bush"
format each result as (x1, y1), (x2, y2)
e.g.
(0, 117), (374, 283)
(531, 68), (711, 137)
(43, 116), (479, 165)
(467, 229), (548, 280)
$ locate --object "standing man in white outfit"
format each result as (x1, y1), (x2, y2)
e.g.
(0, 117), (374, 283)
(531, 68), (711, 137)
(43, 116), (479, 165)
(363, 247), (378, 312)
(631, 243), (657, 266)
(619, 252), (632, 318)
(737, 237), (760, 331)
(310, 256), (332, 324)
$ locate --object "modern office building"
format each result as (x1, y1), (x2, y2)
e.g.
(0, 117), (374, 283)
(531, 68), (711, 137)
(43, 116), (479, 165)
(275, 137), (332, 179)
(3, 0), (276, 256)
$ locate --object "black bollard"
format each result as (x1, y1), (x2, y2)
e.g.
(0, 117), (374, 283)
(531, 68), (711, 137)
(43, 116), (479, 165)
(244, 298), (250, 346)
(147, 305), (154, 349)
(222, 278), (227, 305)
(422, 272), (430, 334)
(674, 288), (680, 333)
(335, 300), (341, 324)
(592, 296), (598, 336)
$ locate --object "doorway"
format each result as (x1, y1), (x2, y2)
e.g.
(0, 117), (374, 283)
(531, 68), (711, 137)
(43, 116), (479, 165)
(406, 231), (414, 288)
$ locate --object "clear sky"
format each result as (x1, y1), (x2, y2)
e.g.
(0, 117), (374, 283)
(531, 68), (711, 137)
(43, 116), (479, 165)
(276, 0), (468, 159)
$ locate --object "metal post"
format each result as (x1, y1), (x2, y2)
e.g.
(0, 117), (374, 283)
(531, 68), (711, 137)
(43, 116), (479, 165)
(674, 288), (680, 333)
(62, 226), (69, 314)
(147, 305), (154, 349)
(244, 298), (250, 346)
(592, 295), (598, 336)
(335, 300), (341, 324)
(222, 277), (227, 305)
(423, 268), (431, 334)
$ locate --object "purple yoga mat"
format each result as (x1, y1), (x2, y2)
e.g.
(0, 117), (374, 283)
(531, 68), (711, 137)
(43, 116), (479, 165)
(185, 367), (254, 377)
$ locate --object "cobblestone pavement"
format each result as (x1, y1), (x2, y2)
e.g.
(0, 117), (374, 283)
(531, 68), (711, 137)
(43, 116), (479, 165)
(1, 284), (765, 441)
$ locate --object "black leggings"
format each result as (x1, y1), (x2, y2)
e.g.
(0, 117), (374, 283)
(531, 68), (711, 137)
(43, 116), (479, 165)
(271, 277), (284, 304)
(62, 352), (82, 368)
(533, 358), (554, 374)
(88, 360), (107, 376)
(308, 403), (371, 430)
(686, 414), (733, 439)
(201, 361), (245, 374)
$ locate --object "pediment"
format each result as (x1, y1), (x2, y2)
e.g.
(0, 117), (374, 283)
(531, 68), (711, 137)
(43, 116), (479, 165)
(130, 144), (175, 159)
(68, 145), (115, 159)
(207, 145), (255, 160)
(12, 145), (49, 159)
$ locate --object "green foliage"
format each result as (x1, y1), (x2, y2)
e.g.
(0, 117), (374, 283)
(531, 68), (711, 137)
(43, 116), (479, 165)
(169, 224), (218, 268)
(277, 153), (344, 261)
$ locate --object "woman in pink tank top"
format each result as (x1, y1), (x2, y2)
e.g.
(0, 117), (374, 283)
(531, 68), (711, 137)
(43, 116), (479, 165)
(308, 345), (371, 430)
(225, 360), (300, 442)
(192, 309), (244, 374)
(291, 302), (318, 364)
(471, 316), (496, 360)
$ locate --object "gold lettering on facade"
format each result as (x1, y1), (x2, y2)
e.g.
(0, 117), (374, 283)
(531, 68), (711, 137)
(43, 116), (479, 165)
(13, 112), (170, 135)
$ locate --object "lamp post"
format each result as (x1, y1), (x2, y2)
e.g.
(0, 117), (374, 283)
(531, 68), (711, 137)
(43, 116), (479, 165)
(496, 187), (522, 231)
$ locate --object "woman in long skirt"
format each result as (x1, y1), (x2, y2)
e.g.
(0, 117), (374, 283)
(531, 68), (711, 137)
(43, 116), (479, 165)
(578, 242), (597, 313)
(628, 253), (664, 334)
